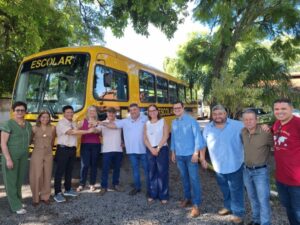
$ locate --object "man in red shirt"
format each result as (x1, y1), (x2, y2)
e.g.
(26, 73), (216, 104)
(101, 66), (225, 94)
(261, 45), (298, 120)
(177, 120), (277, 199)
(273, 98), (300, 225)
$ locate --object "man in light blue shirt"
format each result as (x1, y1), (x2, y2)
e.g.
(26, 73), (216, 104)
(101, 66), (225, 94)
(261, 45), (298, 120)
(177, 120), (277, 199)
(101, 103), (149, 196)
(171, 101), (206, 218)
(202, 105), (244, 224)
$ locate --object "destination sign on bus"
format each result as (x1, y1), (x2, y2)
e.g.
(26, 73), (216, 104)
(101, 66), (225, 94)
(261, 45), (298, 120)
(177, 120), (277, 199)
(21, 53), (89, 73)
(30, 55), (74, 69)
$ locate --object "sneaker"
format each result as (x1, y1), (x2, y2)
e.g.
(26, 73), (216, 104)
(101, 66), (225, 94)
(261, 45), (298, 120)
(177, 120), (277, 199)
(15, 208), (27, 214)
(64, 189), (78, 197)
(99, 188), (107, 196)
(54, 193), (66, 203)
(76, 185), (84, 192)
(218, 207), (232, 216)
(128, 188), (141, 196)
(190, 206), (200, 218)
(112, 185), (124, 192)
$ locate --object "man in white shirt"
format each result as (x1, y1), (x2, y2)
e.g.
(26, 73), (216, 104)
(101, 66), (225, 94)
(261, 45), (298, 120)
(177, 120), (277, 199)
(101, 103), (149, 196)
(54, 105), (94, 203)
(97, 107), (123, 195)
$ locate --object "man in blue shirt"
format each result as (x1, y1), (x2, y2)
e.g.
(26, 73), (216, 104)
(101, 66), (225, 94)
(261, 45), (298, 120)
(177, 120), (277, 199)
(171, 101), (206, 218)
(100, 103), (149, 196)
(202, 105), (244, 224)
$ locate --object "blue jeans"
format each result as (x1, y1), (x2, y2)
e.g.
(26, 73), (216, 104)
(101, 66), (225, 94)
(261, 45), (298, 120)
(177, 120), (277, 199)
(215, 165), (245, 218)
(176, 155), (201, 206)
(79, 143), (100, 186)
(243, 166), (271, 225)
(276, 181), (300, 225)
(147, 146), (169, 200)
(101, 152), (123, 189)
(128, 154), (149, 193)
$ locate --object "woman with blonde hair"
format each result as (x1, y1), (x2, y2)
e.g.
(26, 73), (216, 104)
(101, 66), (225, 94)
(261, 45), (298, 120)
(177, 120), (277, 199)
(77, 106), (101, 192)
(144, 104), (169, 204)
(30, 110), (55, 206)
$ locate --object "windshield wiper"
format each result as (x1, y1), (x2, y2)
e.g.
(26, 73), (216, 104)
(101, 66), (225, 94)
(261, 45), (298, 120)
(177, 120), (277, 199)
(45, 100), (58, 119)
(39, 74), (58, 119)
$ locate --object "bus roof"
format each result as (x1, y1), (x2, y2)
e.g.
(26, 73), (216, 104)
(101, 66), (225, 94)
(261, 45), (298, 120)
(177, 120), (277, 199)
(22, 46), (188, 86)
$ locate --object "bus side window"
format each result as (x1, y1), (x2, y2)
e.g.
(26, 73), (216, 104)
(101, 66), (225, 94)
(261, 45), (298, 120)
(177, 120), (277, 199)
(168, 80), (177, 104)
(94, 65), (128, 101)
(139, 70), (156, 103)
(177, 84), (186, 103)
(156, 76), (168, 103)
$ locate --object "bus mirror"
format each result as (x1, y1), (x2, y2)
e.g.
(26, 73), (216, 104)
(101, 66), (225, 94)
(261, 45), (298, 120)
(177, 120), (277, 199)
(104, 72), (112, 87)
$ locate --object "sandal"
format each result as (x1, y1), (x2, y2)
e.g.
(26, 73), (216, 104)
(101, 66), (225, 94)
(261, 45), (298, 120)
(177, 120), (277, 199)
(76, 185), (83, 192)
(89, 185), (96, 192)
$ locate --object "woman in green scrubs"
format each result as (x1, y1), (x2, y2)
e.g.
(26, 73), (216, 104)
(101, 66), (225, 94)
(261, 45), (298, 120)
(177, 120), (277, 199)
(0, 101), (32, 214)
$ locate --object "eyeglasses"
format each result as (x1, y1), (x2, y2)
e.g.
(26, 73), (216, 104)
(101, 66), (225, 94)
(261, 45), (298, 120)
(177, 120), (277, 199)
(15, 109), (26, 113)
(173, 107), (182, 110)
(148, 110), (157, 113)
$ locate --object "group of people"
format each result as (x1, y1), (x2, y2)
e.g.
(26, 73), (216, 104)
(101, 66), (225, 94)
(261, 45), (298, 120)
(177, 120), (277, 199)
(0, 99), (299, 225)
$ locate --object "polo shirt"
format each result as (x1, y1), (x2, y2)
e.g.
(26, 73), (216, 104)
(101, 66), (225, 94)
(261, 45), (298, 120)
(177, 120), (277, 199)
(115, 115), (147, 154)
(97, 119), (122, 153)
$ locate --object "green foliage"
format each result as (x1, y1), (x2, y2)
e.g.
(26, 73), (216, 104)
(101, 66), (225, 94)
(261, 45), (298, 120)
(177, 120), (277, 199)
(211, 70), (262, 118)
(101, 0), (189, 39)
(0, 0), (189, 97)
(165, 0), (300, 115)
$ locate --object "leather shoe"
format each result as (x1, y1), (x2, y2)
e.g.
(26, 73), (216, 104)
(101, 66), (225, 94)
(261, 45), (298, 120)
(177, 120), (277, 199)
(230, 215), (243, 224)
(218, 207), (232, 216)
(190, 206), (200, 218)
(179, 199), (192, 208)
(247, 222), (260, 225)
(128, 188), (141, 196)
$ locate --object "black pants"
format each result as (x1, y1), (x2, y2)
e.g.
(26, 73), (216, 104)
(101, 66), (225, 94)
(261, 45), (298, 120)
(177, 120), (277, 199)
(54, 146), (76, 195)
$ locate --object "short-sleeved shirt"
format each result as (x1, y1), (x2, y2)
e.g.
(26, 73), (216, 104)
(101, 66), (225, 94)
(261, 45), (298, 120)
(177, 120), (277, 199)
(97, 119), (122, 153)
(170, 113), (205, 156)
(115, 115), (147, 154)
(203, 118), (244, 174)
(56, 117), (77, 147)
(241, 125), (273, 167)
(0, 119), (32, 158)
(273, 116), (300, 186)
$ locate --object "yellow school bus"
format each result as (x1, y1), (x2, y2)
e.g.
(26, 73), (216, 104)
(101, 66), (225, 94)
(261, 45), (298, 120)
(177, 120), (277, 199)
(11, 46), (198, 154)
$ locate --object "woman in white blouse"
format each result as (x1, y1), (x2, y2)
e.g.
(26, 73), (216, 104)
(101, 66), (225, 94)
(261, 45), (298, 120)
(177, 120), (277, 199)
(144, 104), (169, 204)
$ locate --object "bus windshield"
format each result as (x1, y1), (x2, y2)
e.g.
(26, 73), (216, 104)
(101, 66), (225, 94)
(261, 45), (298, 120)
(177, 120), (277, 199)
(13, 53), (90, 114)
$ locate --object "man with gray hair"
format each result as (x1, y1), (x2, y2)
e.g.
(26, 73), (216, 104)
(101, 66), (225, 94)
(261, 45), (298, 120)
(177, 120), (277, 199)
(202, 105), (245, 224)
(242, 109), (273, 225)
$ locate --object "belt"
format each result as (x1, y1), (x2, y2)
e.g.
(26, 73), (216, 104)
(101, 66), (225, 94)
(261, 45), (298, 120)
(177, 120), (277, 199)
(245, 165), (267, 170)
(57, 145), (76, 149)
